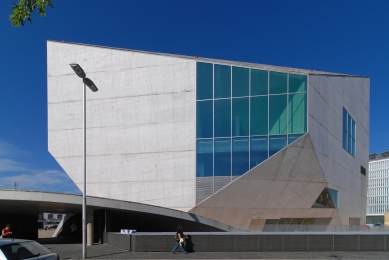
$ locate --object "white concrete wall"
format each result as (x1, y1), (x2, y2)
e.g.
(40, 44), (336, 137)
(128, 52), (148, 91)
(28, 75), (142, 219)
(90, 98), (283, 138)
(47, 42), (196, 211)
(308, 75), (370, 224)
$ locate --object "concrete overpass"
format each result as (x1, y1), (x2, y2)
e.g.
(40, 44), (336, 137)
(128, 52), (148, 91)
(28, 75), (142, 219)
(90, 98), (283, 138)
(0, 190), (241, 241)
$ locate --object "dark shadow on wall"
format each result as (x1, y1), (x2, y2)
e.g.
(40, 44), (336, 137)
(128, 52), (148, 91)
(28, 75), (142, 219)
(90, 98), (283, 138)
(107, 209), (224, 233)
(0, 214), (37, 240)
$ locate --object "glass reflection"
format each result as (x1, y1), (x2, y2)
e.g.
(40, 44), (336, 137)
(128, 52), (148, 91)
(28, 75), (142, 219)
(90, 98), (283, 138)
(196, 62), (213, 100)
(214, 64), (231, 98)
(214, 99), (231, 137)
(269, 135), (287, 156)
(232, 138), (249, 176)
(196, 100), (213, 138)
(232, 98), (249, 136)
(251, 69), (268, 96)
(196, 140), (213, 177)
(214, 139), (231, 176)
(250, 96), (268, 135)
(250, 136), (268, 168)
(289, 74), (307, 93)
(269, 71), (287, 94)
(232, 66), (249, 97)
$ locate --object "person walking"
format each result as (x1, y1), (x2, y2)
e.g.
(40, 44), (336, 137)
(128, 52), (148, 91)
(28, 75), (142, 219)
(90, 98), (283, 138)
(1, 224), (12, 238)
(70, 222), (78, 242)
(171, 224), (188, 254)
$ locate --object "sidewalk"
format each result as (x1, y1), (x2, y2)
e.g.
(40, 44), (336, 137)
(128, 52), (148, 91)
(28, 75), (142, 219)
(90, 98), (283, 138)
(42, 243), (389, 260)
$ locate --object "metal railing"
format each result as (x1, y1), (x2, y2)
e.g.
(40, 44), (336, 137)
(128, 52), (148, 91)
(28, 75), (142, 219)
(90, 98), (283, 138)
(261, 224), (389, 232)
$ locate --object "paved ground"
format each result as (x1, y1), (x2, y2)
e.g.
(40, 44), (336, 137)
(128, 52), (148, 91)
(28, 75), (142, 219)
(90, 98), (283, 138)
(38, 228), (55, 238)
(42, 243), (389, 260)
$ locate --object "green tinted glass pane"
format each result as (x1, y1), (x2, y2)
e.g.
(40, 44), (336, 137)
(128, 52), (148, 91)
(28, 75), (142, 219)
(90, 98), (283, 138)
(289, 74), (307, 93)
(196, 101), (213, 138)
(232, 138), (249, 176)
(269, 71), (287, 94)
(269, 135), (287, 156)
(232, 66), (249, 97)
(251, 69), (268, 95)
(214, 139), (231, 176)
(250, 136), (268, 168)
(269, 95), (287, 134)
(214, 64), (231, 98)
(288, 93), (307, 133)
(232, 98), (249, 136)
(196, 140), (213, 177)
(214, 99), (231, 137)
(196, 62), (213, 100)
(250, 96), (268, 135)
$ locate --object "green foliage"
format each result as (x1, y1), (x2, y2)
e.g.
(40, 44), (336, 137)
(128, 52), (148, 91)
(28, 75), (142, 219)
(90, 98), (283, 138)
(10, 0), (54, 27)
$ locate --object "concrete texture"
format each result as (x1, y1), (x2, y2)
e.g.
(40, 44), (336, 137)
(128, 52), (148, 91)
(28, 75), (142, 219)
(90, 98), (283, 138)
(308, 75), (369, 225)
(47, 41), (196, 212)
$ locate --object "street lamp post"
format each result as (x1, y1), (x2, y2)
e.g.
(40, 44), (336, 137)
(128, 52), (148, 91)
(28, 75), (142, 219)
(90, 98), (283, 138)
(70, 64), (98, 259)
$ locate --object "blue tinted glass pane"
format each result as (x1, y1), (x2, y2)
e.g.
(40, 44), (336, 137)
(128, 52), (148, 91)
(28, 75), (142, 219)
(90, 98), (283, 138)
(352, 138), (356, 156)
(232, 66), (249, 97)
(232, 98), (249, 136)
(352, 119), (356, 139)
(269, 135), (287, 157)
(196, 101), (213, 138)
(288, 134), (304, 144)
(288, 93), (307, 133)
(342, 128), (347, 150)
(250, 136), (268, 169)
(196, 62), (213, 100)
(343, 108), (347, 131)
(214, 64), (231, 98)
(347, 134), (352, 153)
(348, 114), (352, 135)
(269, 71), (287, 94)
(214, 139), (231, 176)
(214, 99), (231, 137)
(251, 69), (268, 96)
(269, 95), (287, 134)
(329, 189), (338, 208)
(289, 74), (307, 93)
(250, 96), (268, 135)
(232, 138), (249, 176)
(196, 140), (213, 177)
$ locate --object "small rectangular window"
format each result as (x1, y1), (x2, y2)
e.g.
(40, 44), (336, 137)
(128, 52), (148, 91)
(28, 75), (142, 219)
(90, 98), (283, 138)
(361, 166), (366, 175)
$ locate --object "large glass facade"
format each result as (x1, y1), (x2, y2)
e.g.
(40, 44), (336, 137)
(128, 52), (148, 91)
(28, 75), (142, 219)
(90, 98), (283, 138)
(196, 61), (308, 184)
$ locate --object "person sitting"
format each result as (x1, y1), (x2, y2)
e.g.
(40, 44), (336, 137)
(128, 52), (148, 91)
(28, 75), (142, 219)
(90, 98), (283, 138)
(2, 224), (12, 238)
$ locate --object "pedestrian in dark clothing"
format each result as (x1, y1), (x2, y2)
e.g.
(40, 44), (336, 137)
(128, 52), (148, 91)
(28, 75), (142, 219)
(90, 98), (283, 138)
(171, 224), (188, 254)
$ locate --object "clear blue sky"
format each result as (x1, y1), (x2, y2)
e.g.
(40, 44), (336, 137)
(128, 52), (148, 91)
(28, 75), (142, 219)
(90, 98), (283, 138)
(0, 1), (388, 193)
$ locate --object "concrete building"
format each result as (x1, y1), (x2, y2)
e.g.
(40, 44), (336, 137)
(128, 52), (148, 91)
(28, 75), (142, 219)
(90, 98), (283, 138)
(47, 41), (369, 231)
(367, 152), (389, 224)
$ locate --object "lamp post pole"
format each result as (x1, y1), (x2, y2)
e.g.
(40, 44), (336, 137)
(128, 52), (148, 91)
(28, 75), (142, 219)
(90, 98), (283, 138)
(69, 64), (98, 259)
(82, 80), (87, 259)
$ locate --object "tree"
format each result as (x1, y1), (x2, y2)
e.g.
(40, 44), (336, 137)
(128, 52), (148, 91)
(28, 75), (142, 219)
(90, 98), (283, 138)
(10, 0), (54, 27)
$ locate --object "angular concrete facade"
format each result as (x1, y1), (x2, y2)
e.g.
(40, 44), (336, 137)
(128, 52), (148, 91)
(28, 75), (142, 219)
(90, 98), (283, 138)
(47, 41), (369, 231)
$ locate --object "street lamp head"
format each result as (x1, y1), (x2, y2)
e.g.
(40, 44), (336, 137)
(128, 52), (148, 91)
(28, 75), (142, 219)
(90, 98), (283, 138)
(83, 78), (98, 92)
(70, 64), (86, 78)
